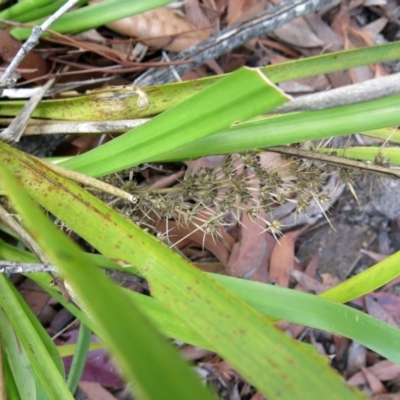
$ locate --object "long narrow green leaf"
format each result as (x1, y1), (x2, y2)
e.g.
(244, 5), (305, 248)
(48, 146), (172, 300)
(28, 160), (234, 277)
(6, 274), (65, 378)
(66, 323), (91, 395)
(0, 307), (36, 400)
(56, 92), (400, 177)
(320, 251), (400, 304)
(11, 0), (174, 39)
(1, 43), (400, 121)
(361, 127), (400, 144)
(60, 67), (289, 177)
(3, 239), (400, 369)
(9, 0), (89, 24)
(318, 146), (400, 166)
(0, 276), (73, 400)
(0, 143), (365, 399)
(154, 93), (400, 163)
(210, 274), (400, 365)
(0, 160), (215, 400)
(3, 352), (20, 400)
(0, 0), (54, 20)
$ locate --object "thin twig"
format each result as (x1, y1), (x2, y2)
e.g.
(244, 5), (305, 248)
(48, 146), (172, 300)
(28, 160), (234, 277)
(0, 260), (149, 290)
(0, 202), (71, 299)
(0, 204), (48, 262)
(0, 77), (116, 98)
(134, 0), (332, 86)
(0, 0), (80, 87)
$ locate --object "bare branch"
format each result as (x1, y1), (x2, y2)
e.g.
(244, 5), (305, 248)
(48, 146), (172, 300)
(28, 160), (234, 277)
(0, 261), (56, 274)
(0, 260), (149, 290)
(0, 0), (80, 87)
(135, 0), (332, 86)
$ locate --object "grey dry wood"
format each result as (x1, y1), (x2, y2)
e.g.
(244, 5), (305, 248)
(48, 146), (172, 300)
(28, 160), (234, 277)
(135, 0), (333, 86)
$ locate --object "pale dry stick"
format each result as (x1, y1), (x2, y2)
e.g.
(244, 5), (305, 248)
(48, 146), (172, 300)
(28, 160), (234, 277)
(31, 155), (137, 203)
(0, 87), (42, 99)
(0, 119), (150, 136)
(0, 203), (48, 262)
(0, 77), (55, 143)
(0, 76), (116, 99)
(0, 260), (148, 289)
(273, 72), (400, 113)
(0, 202), (72, 297)
(0, 0), (80, 87)
(269, 146), (400, 180)
(135, 0), (332, 86)
(0, 261), (56, 274)
(47, 76), (118, 96)
(51, 318), (79, 341)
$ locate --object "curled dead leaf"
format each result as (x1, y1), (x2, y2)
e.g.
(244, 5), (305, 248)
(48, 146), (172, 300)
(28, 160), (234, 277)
(90, 1), (210, 52)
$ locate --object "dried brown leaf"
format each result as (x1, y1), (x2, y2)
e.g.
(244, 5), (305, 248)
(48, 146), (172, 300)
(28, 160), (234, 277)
(79, 381), (118, 400)
(294, 254), (319, 291)
(368, 292), (400, 323)
(226, 166), (271, 281)
(226, 211), (270, 281)
(304, 13), (343, 51)
(365, 294), (399, 328)
(91, 2), (210, 52)
(372, 394), (400, 400)
(180, 345), (212, 361)
(185, 0), (214, 31)
(148, 170), (185, 190)
(269, 230), (300, 287)
(156, 219), (232, 265)
(227, 0), (268, 25)
(360, 249), (388, 262)
(274, 17), (324, 48)
(348, 360), (400, 386)
(289, 269), (328, 293)
(0, 29), (49, 84)
(361, 366), (388, 395)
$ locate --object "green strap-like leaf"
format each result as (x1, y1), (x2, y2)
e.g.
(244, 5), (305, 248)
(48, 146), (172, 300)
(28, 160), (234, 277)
(0, 158), (215, 400)
(0, 307), (36, 400)
(59, 67), (289, 177)
(1, 42), (399, 121)
(10, 0), (175, 39)
(0, 276), (73, 400)
(3, 239), (399, 372)
(0, 142), (366, 400)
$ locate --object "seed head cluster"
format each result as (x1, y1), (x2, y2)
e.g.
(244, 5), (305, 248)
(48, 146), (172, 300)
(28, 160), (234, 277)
(91, 151), (336, 242)
(0, 147), (392, 245)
